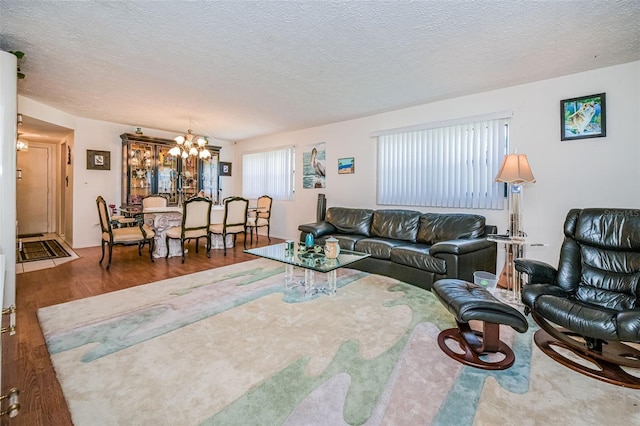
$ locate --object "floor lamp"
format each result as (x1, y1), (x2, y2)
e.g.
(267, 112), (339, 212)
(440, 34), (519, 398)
(495, 153), (536, 238)
(494, 153), (536, 298)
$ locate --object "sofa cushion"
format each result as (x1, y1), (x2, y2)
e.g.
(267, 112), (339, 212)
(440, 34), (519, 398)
(371, 210), (421, 241)
(355, 238), (409, 259)
(417, 213), (486, 245)
(390, 244), (447, 274)
(326, 207), (374, 236)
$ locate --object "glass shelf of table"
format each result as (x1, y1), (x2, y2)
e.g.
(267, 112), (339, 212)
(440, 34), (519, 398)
(245, 243), (370, 297)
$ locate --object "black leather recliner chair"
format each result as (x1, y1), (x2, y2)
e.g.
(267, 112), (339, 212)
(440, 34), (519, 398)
(516, 208), (640, 388)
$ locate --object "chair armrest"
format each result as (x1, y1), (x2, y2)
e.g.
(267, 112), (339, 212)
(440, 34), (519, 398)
(430, 238), (495, 255)
(514, 259), (557, 284)
(298, 222), (336, 238)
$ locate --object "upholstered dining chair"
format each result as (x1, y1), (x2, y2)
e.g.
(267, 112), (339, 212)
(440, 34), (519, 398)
(142, 194), (168, 209)
(165, 196), (212, 263)
(96, 195), (155, 270)
(246, 195), (272, 244)
(209, 197), (249, 255)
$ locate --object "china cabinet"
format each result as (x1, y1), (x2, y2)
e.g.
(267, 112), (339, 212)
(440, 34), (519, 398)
(120, 133), (221, 209)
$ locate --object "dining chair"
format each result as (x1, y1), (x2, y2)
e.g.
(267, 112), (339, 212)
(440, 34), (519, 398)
(209, 197), (249, 255)
(142, 194), (168, 209)
(246, 195), (272, 244)
(165, 196), (212, 263)
(96, 196), (155, 270)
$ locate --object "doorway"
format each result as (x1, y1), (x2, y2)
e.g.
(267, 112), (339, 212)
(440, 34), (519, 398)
(16, 144), (52, 236)
(16, 115), (74, 245)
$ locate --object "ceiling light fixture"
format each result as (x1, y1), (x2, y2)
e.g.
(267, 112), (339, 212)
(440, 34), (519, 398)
(169, 128), (211, 160)
(16, 138), (28, 151)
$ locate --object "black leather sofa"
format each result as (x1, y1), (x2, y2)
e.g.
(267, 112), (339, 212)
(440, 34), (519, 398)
(299, 207), (497, 290)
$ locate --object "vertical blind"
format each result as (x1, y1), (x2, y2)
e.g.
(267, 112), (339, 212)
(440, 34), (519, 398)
(242, 146), (295, 200)
(377, 117), (509, 209)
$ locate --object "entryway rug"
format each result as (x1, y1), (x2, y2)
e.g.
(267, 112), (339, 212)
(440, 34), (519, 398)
(18, 239), (70, 263)
(17, 233), (44, 238)
(37, 259), (640, 425)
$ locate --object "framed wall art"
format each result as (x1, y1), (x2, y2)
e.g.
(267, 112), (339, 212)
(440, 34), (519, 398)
(338, 157), (354, 174)
(219, 162), (232, 176)
(86, 150), (111, 170)
(303, 142), (326, 189)
(560, 93), (606, 141)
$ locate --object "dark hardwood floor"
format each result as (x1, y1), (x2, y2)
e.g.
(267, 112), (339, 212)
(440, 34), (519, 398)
(2, 235), (282, 426)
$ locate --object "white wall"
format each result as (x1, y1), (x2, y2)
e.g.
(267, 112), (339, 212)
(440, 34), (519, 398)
(236, 61), (640, 266)
(17, 98), (236, 248)
(1, 51), (18, 309)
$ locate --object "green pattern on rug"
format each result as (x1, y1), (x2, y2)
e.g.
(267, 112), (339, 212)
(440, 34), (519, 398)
(207, 282), (452, 425)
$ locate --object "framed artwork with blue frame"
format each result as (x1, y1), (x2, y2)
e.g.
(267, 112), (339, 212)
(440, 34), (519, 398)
(560, 93), (606, 141)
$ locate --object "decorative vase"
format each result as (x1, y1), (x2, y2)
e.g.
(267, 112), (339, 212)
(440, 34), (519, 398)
(324, 237), (340, 259)
(305, 233), (315, 249)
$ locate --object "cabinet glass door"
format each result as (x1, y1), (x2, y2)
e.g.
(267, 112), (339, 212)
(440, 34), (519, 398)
(128, 143), (154, 205)
(200, 153), (220, 204)
(181, 156), (198, 201)
(157, 145), (178, 205)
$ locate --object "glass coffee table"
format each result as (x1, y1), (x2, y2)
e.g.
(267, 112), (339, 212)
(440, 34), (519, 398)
(245, 243), (370, 297)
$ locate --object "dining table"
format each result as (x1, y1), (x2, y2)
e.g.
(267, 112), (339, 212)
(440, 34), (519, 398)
(143, 205), (233, 258)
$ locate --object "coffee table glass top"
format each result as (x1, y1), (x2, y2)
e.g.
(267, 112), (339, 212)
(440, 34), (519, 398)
(245, 243), (369, 273)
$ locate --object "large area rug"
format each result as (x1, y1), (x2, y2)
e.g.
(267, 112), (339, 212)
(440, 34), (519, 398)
(38, 259), (640, 425)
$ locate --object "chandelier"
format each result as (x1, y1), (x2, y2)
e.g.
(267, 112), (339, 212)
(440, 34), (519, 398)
(169, 129), (211, 159)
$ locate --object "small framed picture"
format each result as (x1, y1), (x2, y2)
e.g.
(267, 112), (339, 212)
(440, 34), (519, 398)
(560, 93), (606, 141)
(338, 157), (355, 174)
(87, 150), (111, 170)
(219, 162), (232, 176)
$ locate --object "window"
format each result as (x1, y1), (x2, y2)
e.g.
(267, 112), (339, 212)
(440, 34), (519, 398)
(242, 146), (295, 200)
(376, 114), (510, 209)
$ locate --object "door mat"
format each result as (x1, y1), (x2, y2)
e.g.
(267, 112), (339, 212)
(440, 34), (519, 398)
(18, 233), (45, 238)
(18, 240), (71, 263)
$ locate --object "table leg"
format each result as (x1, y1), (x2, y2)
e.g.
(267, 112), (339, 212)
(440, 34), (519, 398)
(304, 269), (314, 297)
(285, 264), (294, 290)
(326, 269), (337, 298)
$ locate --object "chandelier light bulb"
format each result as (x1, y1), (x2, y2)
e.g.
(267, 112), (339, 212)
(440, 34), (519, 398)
(16, 139), (29, 151)
(174, 126), (211, 159)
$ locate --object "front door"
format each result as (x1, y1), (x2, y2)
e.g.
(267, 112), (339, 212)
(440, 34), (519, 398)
(17, 144), (50, 235)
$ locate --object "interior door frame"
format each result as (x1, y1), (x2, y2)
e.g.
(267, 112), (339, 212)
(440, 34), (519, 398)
(16, 142), (57, 235)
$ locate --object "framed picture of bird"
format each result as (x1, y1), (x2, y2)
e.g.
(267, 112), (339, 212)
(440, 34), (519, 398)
(303, 142), (326, 188)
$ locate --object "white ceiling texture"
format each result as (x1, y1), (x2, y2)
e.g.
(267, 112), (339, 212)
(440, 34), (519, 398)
(1, 1), (639, 143)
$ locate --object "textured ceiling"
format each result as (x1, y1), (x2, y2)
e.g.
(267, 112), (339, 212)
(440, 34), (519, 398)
(2, 1), (639, 143)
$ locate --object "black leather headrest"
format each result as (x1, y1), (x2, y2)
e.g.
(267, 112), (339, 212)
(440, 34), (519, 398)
(565, 208), (640, 250)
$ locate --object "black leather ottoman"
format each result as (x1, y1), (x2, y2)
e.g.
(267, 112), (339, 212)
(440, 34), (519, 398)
(432, 279), (528, 370)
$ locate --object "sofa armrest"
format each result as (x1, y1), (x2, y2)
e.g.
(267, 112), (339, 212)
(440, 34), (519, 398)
(514, 259), (557, 284)
(430, 238), (497, 282)
(298, 221), (336, 239)
(430, 238), (494, 256)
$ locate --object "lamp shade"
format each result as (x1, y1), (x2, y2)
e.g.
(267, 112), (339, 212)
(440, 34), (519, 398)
(494, 154), (536, 184)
